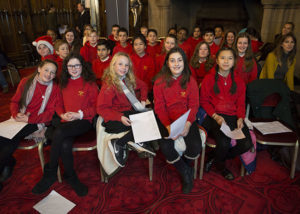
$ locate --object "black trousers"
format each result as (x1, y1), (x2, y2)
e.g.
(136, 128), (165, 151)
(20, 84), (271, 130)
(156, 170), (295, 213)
(202, 114), (252, 165)
(48, 119), (92, 175)
(0, 124), (38, 171)
(157, 118), (202, 163)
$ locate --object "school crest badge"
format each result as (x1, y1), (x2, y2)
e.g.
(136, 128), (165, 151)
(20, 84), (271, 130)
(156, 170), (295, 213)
(78, 90), (84, 97)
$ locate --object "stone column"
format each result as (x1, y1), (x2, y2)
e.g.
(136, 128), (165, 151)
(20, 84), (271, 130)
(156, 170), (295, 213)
(261, 0), (300, 78)
(148, 0), (171, 37)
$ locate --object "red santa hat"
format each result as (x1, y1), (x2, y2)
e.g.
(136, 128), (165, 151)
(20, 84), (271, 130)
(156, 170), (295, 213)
(32, 35), (54, 54)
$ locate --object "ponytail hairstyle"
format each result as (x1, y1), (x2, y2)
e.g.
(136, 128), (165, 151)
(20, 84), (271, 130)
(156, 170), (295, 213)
(274, 32), (297, 67)
(190, 41), (215, 72)
(233, 32), (254, 73)
(19, 59), (58, 109)
(213, 47), (237, 95)
(156, 47), (191, 89)
(60, 53), (96, 88)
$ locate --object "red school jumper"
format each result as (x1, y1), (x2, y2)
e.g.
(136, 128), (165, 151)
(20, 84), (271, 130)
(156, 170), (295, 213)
(153, 75), (199, 127)
(112, 43), (133, 56)
(56, 77), (99, 122)
(186, 36), (203, 54)
(179, 41), (193, 61)
(251, 40), (264, 54)
(190, 62), (213, 86)
(80, 41), (98, 64)
(97, 78), (148, 122)
(92, 56), (112, 86)
(146, 42), (162, 59)
(42, 54), (57, 61)
(209, 42), (220, 59)
(234, 56), (257, 85)
(130, 53), (156, 89)
(55, 56), (64, 78)
(155, 53), (166, 74)
(200, 68), (246, 119)
(10, 77), (60, 124)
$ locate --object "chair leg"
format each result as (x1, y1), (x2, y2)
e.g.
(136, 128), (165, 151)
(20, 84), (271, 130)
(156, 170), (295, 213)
(38, 141), (45, 172)
(148, 157), (153, 181)
(199, 144), (206, 180)
(290, 140), (299, 179)
(8, 69), (14, 87)
(193, 157), (198, 179)
(240, 164), (245, 177)
(57, 166), (62, 183)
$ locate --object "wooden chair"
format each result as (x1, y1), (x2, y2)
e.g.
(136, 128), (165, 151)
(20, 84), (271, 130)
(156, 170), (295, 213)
(2, 63), (20, 87)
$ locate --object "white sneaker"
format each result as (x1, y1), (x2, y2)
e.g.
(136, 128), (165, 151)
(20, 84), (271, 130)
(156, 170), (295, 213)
(127, 142), (156, 156)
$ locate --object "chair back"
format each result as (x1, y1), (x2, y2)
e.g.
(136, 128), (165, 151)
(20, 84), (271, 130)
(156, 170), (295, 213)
(262, 93), (281, 107)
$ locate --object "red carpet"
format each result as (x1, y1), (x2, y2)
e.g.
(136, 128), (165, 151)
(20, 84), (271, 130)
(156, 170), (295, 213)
(0, 69), (300, 213)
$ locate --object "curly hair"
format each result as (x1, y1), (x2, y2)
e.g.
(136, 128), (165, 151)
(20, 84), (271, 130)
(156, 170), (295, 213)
(233, 32), (254, 73)
(102, 52), (136, 93)
(190, 41), (215, 72)
(155, 47), (191, 89)
(60, 53), (96, 88)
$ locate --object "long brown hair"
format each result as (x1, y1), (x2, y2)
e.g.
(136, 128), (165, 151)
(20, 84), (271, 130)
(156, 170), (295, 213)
(274, 32), (297, 67)
(155, 47), (191, 89)
(190, 41), (215, 72)
(60, 53), (96, 88)
(234, 32), (254, 73)
(220, 30), (236, 49)
(19, 60), (58, 109)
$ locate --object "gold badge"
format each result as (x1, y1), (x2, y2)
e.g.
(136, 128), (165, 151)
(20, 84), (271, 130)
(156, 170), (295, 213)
(143, 65), (148, 70)
(78, 90), (84, 96)
(181, 91), (186, 97)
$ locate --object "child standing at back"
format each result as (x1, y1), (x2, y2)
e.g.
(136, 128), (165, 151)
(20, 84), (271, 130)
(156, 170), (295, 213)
(203, 28), (220, 59)
(92, 40), (112, 86)
(112, 28), (133, 56)
(146, 29), (162, 59)
(54, 40), (70, 78)
(80, 30), (98, 64)
(200, 47), (252, 180)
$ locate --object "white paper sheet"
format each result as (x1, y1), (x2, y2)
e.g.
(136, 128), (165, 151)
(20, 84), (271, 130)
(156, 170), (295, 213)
(251, 121), (292, 135)
(168, 109), (191, 139)
(220, 122), (245, 140)
(129, 110), (161, 143)
(0, 118), (27, 139)
(33, 190), (76, 214)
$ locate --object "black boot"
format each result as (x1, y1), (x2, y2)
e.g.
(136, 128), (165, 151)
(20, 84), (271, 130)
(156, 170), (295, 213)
(174, 158), (194, 194)
(0, 157), (16, 182)
(64, 171), (88, 197)
(205, 157), (214, 172)
(32, 163), (57, 194)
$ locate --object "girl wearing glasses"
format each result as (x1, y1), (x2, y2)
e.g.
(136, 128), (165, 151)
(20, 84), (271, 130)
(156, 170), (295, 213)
(32, 53), (98, 197)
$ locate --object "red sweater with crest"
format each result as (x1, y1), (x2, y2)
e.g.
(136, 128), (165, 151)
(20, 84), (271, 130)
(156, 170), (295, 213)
(80, 41), (98, 63)
(92, 56), (112, 86)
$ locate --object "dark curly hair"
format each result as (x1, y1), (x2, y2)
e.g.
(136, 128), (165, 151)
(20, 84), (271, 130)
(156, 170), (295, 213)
(60, 53), (96, 88)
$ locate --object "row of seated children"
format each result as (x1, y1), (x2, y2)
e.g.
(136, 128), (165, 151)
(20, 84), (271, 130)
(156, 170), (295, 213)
(0, 46), (255, 195)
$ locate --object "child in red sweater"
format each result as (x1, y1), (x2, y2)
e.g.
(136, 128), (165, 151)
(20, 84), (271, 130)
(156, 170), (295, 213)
(220, 30), (236, 49)
(92, 39), (112, 86)
(153, 47), (201, 194)
(97, 52), (154, 168)
(186, 25), (203, 55)
(203, 28), (220, 59)
(131, 34), (155, 92)
(33, 53), (98, 197)
(190, 41), (215, 86)
(214, 25), (224, 46)
(155, 34), (177, 74)
(233, 32), (257, 85)
(80, 30), (98, 64)
(112, 27), (132, 56)
(54, 40), (70, 78)
(200, 47), (252, 180)
(177, 27), (193, 61)
(146, 29), (162, 59)
(0, 60), (59, 191)
(32, 35), (57, 61)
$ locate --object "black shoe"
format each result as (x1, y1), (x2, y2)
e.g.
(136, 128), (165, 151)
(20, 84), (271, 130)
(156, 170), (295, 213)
(108, 139), (127, 167)
(64, 172), (88, 197)
(222, 168), (235, 180)
(182, 165), (194, 194)
(32, 163), (57, 194)
(205, 158), (214, 172)
(0, 158), (16, 182)
(127, 142), (156, 156)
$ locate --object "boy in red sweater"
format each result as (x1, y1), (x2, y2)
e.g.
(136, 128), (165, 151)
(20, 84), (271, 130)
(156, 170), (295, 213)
(214, 25), (224, 46)
(177, 27), (193, 61)
(108, 24), (120, 43)
(54, 40), (70, 78)
(92, 40), (112, 86)
(80, 30), (98, 64)
(146, 29), (162, 59)
(112, 27), (132, 56)
(203, 28), (220, 59)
